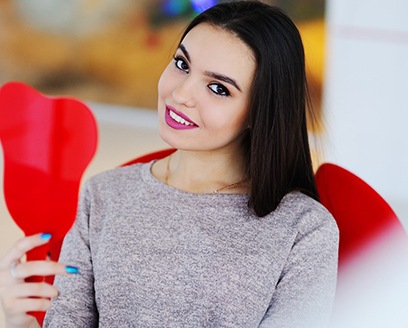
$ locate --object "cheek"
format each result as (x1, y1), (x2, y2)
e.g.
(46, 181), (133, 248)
(208, 103), (249, 129)
(229, 112), (249, 136)
(157, 64), (173, 99)
(157, 72), (166, 99)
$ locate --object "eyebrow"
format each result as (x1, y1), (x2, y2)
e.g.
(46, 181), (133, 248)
(177, 43), (242, 92)
(204, 71), (242, 92)
(178, 44), (191, 63)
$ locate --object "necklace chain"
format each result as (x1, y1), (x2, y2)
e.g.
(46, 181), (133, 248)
(165, 155), (247, 194)
(211, 179), (247, 194)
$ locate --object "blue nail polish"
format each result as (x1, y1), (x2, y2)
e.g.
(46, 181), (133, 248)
(65, 266), (80, 274)
(40, 233), (52, 240)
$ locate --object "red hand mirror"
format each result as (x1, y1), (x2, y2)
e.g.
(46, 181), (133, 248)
(0, 81), (97, 261)
(0, 81), (97, 266)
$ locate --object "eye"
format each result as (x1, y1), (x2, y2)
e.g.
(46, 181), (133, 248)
(174, 56), (189, 73)
(208, 83), (230, 97)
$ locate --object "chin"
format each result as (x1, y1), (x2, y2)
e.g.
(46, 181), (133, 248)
(158, 124), (179, 149)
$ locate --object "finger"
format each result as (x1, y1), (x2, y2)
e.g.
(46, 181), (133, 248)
(0, 233), (52, 269)
(5, 282), (59, 300)
(3, 296), (53, 316)
(10, 261), (79, 280)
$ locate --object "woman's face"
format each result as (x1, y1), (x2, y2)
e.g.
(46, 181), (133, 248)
(157, 23), (256, 153)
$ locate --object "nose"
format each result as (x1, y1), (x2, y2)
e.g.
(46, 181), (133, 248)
(172, 77), (196, 108)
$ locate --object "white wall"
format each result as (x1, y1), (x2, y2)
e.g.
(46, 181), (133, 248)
(324, 0), (408, 226)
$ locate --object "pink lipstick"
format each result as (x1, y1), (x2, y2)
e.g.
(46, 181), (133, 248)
(165, 105), (198, 130)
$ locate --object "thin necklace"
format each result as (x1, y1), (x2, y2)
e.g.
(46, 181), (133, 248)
(164, 155), (247, 194)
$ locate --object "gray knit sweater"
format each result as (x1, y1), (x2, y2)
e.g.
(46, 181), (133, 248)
(44, 162), (339, 327)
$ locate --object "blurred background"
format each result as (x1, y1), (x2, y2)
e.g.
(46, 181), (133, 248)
(0, 0), (325, 112)
(1, 0), (408, 326)
(2, 0), (404, 225)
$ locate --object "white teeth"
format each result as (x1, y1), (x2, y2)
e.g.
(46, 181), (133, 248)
(169, 110), (193, 126)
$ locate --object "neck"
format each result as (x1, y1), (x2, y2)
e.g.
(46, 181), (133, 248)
(164, 149), (248, 194)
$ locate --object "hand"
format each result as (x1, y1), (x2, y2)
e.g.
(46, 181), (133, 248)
(0, 233), (79, 328)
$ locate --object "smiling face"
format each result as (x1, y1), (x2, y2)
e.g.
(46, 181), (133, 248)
(157, 23), (256, 154)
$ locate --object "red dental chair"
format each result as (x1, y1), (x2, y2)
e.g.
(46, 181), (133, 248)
(315, 163), (408, 327)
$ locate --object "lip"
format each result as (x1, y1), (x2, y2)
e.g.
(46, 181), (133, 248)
(165, 105), (198, 130)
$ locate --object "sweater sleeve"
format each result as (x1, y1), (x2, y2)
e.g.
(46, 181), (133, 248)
(43, 182), (98, 327)
(259, 207), (339, 328)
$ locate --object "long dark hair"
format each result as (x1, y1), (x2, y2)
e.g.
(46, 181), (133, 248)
(179, 1), (319, 217)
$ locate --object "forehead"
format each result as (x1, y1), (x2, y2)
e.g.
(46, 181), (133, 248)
(180, 23), (256, 89)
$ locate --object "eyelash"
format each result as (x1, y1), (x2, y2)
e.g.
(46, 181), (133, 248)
(173, 55), (231, 97)
(173, 56), (189, 73)
(208, 83), (230, 97)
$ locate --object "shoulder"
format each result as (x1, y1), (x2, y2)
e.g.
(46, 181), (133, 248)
(90, 162), (143, 181)
(274, 191), (339, 239)
(83, 162), (147, 195)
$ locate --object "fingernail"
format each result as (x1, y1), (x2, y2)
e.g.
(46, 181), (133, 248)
(65, 266), (80, 274)
(40, 233), (52, 240)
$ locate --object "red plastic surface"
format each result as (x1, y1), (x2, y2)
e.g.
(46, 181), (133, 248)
(0, 82), (97, 325)
(315, 163), (405, 264)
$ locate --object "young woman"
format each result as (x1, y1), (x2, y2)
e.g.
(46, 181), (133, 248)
(0, 1), (339, 327)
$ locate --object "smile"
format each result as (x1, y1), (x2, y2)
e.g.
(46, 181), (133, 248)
(169, 110), (194, 126)
(165, 105), (198, 130)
